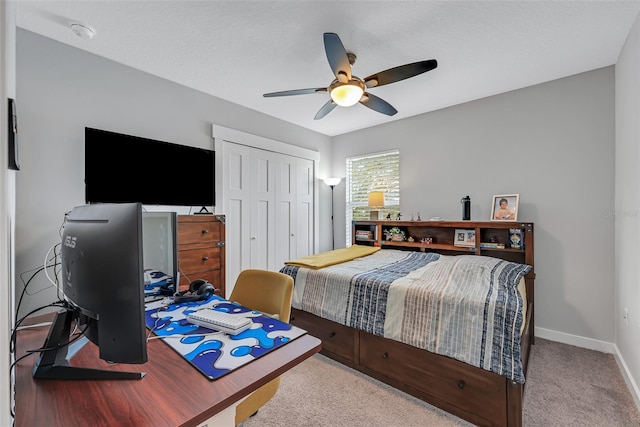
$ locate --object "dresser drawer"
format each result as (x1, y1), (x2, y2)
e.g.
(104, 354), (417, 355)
(290, 308), (357, 363)
(178, 215), (226, 297)
(359, 332), (506, 425)
(177, 219), (223, 248)
(178, 247), (222, 273)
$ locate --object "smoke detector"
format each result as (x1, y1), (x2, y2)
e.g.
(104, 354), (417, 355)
(70, 22), (95, 40)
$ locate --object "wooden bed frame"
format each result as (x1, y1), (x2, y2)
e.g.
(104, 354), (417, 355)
(289, 221), (535, 427)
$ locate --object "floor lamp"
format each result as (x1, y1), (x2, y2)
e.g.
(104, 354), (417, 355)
(323, 177), (342, 250)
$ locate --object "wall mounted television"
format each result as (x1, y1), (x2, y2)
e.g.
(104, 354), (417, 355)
(85, 127), (215, 207)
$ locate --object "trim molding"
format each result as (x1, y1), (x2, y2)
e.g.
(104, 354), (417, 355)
(535, 327), (615, 353)
(613, 344), (640, 410)
(535, 327), (640, 410)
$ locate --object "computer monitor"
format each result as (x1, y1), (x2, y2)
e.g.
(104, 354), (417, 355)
(142, 211), (178, 300)
(33, 202), (148, 380)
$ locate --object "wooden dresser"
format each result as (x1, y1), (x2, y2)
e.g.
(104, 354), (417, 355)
(177, 215), (226, 296)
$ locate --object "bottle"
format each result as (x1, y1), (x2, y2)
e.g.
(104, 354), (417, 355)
(461, 196), (471, 220)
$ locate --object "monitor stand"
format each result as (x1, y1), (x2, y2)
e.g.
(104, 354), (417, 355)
(32, 309), (145, 380)
(194, 206), (213, 215)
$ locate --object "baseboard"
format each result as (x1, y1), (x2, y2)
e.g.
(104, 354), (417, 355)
(535, 327), (616, 353)
(535, 327), (640, 410)
(613, 344), (640, 410)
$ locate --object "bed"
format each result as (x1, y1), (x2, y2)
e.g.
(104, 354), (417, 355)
(280, 227), (535, 427)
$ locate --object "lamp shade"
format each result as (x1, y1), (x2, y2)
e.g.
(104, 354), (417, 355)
(323, 177), (342, 187)
(330, 83), (364, 107)
(368, 191), (385, 208)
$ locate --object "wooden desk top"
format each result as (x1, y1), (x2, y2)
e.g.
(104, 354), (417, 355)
(14, 314), (321, 427)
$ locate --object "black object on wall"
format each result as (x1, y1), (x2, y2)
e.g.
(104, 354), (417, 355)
(461, 195), (471, 221)
(85, 127), (215, 207)
(8, 98), (19, 170)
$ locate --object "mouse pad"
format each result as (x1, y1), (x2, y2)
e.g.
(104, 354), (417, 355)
(145, 295), (307, 380)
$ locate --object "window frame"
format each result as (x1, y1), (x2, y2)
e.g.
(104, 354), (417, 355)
(345, 149), (400, 246)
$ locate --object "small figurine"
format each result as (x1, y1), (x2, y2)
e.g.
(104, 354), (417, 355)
(396, 212), (402, 221)
(410, 213), (414, 221)
(417, 212), (422, 221)
(407, 236), (414, 242)
(386, 212), (391, 220)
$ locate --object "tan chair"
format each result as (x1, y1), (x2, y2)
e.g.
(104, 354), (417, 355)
(229, 269), (294, 426)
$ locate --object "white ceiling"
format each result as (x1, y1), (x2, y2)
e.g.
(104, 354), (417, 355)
(16, 1), (640, 137)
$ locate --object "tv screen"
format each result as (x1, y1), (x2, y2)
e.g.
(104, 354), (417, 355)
(33, 202), (147, 380)
(85, 127), (215, 207)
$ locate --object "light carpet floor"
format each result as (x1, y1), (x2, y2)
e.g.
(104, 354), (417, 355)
(242, 338), (640, 427)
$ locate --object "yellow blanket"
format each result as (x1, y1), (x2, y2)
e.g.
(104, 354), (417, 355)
(285, 245), (381, 269)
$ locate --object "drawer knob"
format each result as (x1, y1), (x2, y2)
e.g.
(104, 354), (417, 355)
(202, 229), (209, 235)
(457, 380), (465, 389)
(202, 256), (209, 261)
(329, 331), (336, 338)
(381, 352), (389, 359)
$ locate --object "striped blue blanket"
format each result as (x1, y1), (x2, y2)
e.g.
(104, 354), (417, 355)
(280, 250), (531, 383)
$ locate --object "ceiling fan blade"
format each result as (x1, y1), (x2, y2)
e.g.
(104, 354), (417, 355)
(324, 33), (351, 82)
(360, 93), (398, 116)
(314, 100), (337, 120)
(364, 59), (437, 88)
(263, 88), (327, 97)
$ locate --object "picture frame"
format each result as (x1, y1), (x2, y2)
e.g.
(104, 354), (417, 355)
(491, 194), (519, 221)
(454, 228), (475, 247)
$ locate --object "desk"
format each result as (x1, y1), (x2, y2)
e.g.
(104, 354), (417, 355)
(14, 313), (321, 427)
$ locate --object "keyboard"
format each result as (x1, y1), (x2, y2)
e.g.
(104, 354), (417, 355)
(186, 309), (252, 335)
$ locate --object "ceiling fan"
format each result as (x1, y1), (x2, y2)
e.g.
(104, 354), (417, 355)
(263, 33), (438, 120)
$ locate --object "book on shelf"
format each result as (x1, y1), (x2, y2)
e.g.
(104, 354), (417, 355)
(355, 230), (374, 240)
(480, 242), (506, 249)
(509, 228), (524, 249)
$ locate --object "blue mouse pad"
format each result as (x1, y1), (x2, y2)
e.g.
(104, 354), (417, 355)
(145, 296), (307, 380)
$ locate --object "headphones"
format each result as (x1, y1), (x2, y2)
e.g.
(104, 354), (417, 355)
(173, 279), (216, 303)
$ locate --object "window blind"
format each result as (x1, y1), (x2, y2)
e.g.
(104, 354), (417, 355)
(345, 150), (400, 245)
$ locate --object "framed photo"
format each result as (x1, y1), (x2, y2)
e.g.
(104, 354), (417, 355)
(491, 194), (519, 221)
(454, 229), (475, 247)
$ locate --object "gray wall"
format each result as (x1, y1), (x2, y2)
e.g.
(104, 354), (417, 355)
(332, 67), (616, 344)
(2, 2), (17, 424)
(15, 29), (331, 317)
(615, 12), (640, 402)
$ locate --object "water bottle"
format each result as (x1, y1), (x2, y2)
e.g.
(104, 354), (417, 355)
(461, 196), (471, 220)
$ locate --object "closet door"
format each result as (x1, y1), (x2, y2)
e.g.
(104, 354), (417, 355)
(274, 154), (296, 269)
(223, 143), (251, 297)
(296, 158), (314, 258)
(249, 149), (276, 271)
(222, 140), (315, 296)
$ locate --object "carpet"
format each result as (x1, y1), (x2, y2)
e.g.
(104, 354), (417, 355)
(242, 338), (640, 427)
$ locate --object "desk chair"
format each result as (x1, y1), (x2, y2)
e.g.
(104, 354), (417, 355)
(229, 269), (294, 426)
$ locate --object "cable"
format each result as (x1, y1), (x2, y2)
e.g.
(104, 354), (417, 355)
(147, 332), (223, 340)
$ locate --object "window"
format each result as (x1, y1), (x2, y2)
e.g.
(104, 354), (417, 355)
(346, 150), (400, 245)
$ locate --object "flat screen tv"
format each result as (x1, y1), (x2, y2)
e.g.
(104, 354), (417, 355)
(85, 127), (215, 207)
(33, 202), (147, 380)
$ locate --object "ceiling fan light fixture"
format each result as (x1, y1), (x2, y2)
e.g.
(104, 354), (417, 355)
(330, 80), (364, 107)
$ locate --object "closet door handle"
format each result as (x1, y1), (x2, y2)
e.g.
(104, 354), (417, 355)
(251, 236), (257, 240)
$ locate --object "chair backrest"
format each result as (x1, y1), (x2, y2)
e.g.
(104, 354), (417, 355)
(229, 269), (294, 323)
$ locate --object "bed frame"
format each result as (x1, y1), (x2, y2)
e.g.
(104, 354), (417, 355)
(290, 221), (535, 426)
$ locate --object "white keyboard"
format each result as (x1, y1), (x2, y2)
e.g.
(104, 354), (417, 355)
(186, 309), (252, 335)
